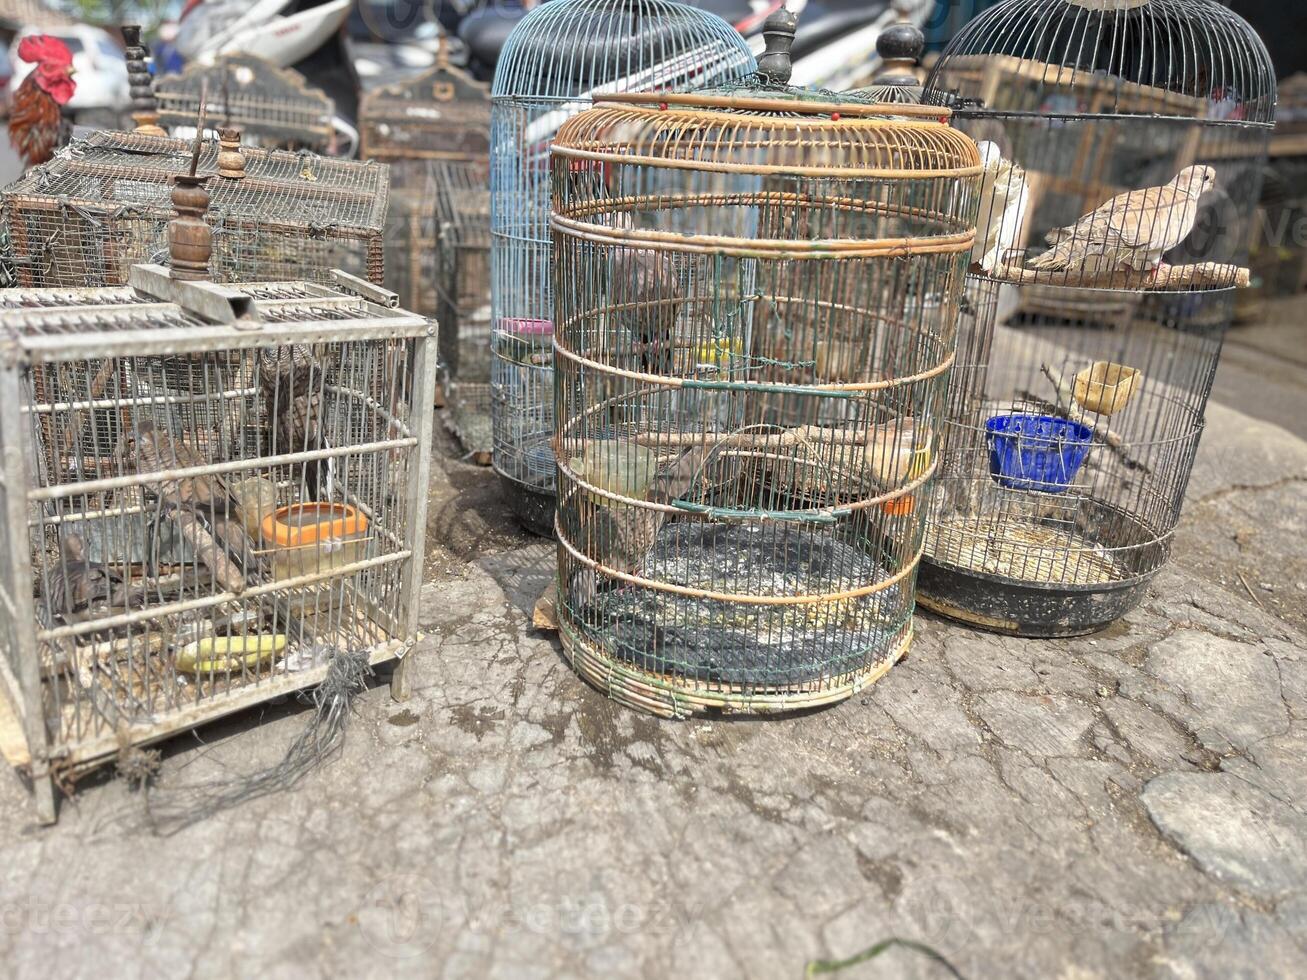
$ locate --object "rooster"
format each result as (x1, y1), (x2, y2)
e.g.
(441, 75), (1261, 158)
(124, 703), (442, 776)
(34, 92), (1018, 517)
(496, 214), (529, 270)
(8, 35), (76, 170)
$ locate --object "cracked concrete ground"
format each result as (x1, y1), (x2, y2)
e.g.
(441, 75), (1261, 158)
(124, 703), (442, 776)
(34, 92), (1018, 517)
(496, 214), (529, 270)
(1, 353), (1305, 978)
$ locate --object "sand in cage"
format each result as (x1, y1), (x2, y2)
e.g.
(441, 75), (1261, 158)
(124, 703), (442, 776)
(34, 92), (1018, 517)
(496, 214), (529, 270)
(581, 522), (905, 687)
(926, 514), (1122, 586)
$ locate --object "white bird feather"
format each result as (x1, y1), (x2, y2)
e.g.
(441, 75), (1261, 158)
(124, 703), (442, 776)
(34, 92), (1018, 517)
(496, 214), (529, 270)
(971, 140), (1029, 274)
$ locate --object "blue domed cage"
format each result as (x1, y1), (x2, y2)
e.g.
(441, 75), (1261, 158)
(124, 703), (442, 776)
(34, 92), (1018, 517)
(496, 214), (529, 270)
(489, 0), (756, 535)
(915, 0), (1277, 636)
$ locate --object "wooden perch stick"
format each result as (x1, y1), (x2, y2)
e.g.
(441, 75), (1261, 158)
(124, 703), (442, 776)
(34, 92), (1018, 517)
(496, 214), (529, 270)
(994, 261), (1249, 291)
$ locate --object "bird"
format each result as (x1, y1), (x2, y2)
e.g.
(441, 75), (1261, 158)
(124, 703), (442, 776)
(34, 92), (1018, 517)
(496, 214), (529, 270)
(1028, 165), (1217, 277)
(44, 532), (127, 623)
(609, 211), (682, 377)
(8, 35), (75, 170)
(561, 440), (721, 608)
(259, 346), (333, 500)
(971, 141), (1029, 274)
(118, 419), (259, 595)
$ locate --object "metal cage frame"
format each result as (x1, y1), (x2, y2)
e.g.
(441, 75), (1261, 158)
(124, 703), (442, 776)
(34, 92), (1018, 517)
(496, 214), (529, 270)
(489, 0), (757, 535)
(916, 0), (1276, 635)
(0, 269), (437, 822)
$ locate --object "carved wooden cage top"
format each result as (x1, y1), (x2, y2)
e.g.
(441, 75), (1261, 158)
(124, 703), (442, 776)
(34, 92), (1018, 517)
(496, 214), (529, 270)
(0, 131), (390, 289)
(360, 58), (491, 187)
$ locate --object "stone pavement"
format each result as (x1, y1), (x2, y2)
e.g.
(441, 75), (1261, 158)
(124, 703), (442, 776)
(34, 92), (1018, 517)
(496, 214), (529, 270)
(0, 399), (1304, 979)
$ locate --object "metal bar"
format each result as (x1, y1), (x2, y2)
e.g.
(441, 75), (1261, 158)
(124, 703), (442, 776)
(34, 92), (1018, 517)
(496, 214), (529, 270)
(29, 437), (417, 501)
(38, 549), (413, 642)
(0, 362), (50, 781)
(330, 270), (399, 308)
(400, 334), (439, 653)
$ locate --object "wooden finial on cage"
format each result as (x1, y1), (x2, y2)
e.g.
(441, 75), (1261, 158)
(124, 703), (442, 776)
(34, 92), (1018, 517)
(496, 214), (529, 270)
(436, 31), (450, 71)
(875, 11), (925, 88)
(123, 25), (167, 137)
(170, 86), (212, 281)
(217, 127), (246, 179)
(757, 7), (798, 86)
(168, 173), (213, 281)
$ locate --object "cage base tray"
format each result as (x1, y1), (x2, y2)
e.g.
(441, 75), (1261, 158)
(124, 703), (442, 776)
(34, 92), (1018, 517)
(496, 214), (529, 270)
(916, 557), (1151, 638)
(559, 615), (910, 720)
(500, 475), (556, 538)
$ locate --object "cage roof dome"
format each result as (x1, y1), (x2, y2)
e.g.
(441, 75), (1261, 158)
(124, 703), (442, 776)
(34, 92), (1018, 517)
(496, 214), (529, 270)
(923, 0), (1276, 125)
(491, 0), (756, 101)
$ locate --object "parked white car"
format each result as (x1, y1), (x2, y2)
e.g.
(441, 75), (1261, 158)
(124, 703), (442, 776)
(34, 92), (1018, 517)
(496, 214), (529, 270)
(8, 25), (130, 112)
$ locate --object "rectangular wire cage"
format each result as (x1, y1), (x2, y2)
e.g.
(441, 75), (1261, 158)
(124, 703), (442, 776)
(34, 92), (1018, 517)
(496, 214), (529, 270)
(154, 55), (336, 152)
(0, 267), (436, 822)
(0, 131), (389, 289)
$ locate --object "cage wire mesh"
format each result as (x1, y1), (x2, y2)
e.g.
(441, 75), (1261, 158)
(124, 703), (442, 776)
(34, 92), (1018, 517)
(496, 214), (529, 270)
(433, 163), (494, 462)
(0, 130), (389, 289)
(490, 0), (757, 536)
(549, 85), (981, 718)
(918, 0), (1276, 636)
(154, 56), (335, 151)
(0, 275), (436, 818)
(362, 52), (490, 337)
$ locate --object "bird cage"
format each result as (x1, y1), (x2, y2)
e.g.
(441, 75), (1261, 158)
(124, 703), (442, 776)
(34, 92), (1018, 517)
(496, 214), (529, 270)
(917, 0), (1276, 636)
(362, 46), (490, 335)
(490, 0), (757, 536)
(359, 45), (490, 189)
(0, 130), (388, 288)
(0, 258), (436, 823)
(155, 56), (335, 152)
(548, 12), (981, 718)
(433, 163), (493, 463)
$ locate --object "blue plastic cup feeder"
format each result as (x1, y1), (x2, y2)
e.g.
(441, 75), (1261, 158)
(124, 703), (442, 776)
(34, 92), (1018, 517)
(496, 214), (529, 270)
(986, 413), (1093, 493)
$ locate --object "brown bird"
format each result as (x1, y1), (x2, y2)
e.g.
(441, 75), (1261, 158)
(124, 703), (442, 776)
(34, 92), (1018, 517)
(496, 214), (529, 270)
(44, 531), (126, 623)
(119, 419), (258, 595)
(1029, 166), (1216, 276)
(8, 35), (75, 170)
(260, 345), (331, 499)
(562, 440), (721, 607)
(609, 212), (682, 377)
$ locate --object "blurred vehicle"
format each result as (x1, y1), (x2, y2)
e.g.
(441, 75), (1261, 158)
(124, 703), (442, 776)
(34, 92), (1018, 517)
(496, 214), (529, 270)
(8, 25), (129, 113)
(178, 0), (353, 68)
(178, 0), (361, 155)
(0, 45), (12, 117)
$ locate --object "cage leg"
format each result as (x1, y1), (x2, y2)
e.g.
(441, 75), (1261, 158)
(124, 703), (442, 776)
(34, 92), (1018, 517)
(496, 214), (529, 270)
(389, 656), (412, 703)
(30, 766), (57, 825)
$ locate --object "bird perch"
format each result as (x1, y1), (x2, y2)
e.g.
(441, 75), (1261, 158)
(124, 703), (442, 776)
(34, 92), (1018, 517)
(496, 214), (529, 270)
(993, 261), (1249, 291)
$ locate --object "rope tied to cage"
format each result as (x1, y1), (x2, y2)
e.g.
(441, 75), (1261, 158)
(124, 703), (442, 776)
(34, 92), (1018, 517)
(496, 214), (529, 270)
(101, 647), (375, 837)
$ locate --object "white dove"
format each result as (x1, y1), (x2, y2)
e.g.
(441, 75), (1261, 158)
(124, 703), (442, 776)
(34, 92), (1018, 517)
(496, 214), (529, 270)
(1029, 165), (1217, 276)
(971, 140), (1029, 273)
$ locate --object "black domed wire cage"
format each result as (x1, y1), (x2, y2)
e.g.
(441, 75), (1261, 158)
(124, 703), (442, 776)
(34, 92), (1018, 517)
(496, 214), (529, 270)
(917, 0), (1276, 636)
(489, 0), (757, 537)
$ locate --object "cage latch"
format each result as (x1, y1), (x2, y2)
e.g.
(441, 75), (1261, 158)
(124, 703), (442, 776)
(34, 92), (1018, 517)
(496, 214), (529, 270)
(128, 262), (262, 326)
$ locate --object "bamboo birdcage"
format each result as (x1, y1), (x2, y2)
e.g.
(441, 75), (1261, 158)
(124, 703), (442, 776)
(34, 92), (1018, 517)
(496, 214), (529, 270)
(0, 130), (388, 289)
(918, 0), (1276, 636)
(548, 12), (981, 718)
(154, 56), (335, 151)
(0, 261), (437, 823)
(490, 0), (757, 535)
